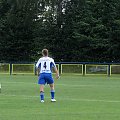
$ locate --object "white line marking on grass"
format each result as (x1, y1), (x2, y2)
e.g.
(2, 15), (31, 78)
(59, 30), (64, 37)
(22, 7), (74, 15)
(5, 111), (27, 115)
(2, 82), (37, 84)
(2, 82), (120, 88)
(57, 84), (96, 87)
(1, 82), (109, 88)
(57, 84), (120, 88)
(0, 82), (97, 87)
(0, 94), (39, 98)
(64, 98), (120, 103)
(1, 94), (120, 103)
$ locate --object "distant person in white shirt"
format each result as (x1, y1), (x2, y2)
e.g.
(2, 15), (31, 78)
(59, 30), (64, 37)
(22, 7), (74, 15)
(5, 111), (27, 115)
(36, 49), (59, 102)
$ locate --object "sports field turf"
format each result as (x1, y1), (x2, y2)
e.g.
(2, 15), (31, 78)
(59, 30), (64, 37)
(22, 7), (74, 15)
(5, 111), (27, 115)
(0, 74), (120, 120)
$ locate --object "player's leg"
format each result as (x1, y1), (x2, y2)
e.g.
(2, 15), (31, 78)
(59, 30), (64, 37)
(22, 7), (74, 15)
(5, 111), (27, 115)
(49, 83), (56, 102)
(40, 85), (44, 102)
(38, 74), (45, 102)
(45, 73), (56, 102)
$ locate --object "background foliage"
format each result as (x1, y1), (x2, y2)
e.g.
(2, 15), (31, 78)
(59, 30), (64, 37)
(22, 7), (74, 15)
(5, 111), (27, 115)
(0, 0), (120, 62)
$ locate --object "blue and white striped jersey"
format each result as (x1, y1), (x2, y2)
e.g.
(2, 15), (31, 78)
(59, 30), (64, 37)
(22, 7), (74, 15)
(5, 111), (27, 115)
(36, 57), (56, 74)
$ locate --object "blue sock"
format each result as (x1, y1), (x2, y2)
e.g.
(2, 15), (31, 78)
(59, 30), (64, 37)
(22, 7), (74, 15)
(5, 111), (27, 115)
(40, 91), (44, 100)
(51, 90), (55, 99)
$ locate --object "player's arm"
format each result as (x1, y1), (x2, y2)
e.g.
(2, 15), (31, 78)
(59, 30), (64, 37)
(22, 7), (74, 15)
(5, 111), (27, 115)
(53, 67), (59, 79)
(37, 68), (40, 76)
(52, 59), (60, 79)
(36, 59), (41, 76)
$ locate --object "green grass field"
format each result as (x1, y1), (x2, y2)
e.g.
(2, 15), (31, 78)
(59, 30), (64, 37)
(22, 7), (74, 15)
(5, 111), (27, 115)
(0, 74), (120, 120)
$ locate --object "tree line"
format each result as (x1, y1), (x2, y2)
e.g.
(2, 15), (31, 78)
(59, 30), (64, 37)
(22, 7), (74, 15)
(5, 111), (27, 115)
(0, 0), (120, 62)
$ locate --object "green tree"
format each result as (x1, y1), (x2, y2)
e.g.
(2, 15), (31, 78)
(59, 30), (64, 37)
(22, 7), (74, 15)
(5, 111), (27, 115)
(0, 0), (120, 62)
(89, 0), (120, 62)
(0, 0), (39, 62)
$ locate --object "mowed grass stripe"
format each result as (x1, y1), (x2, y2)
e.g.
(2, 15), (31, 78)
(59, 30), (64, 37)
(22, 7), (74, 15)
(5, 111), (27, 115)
(0, 75), (120, 120)
(1, 81), (120, 88)
(1, 93), (120, 103)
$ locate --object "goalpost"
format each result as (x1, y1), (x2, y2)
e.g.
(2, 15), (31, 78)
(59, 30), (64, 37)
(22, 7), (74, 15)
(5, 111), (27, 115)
(110, 65), (120, 76)
(85, 64), (108, 75)
(12, 64), (35, 75)
(0, 63), (10, 74)
(61, 64), (83, 75)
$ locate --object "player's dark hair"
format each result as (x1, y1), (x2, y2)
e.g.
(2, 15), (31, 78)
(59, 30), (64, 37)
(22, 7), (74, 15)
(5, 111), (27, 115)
(42, 49), (48, 56)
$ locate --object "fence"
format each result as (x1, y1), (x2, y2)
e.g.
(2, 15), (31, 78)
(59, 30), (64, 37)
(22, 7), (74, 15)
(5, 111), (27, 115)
(0, 62), (120, 76)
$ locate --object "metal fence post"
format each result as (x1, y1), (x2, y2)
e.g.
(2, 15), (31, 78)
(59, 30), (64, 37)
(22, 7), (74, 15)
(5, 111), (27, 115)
(34, 62), (37, 75)
(10, 63), (12, 75)
(108, 64), (110, 77)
